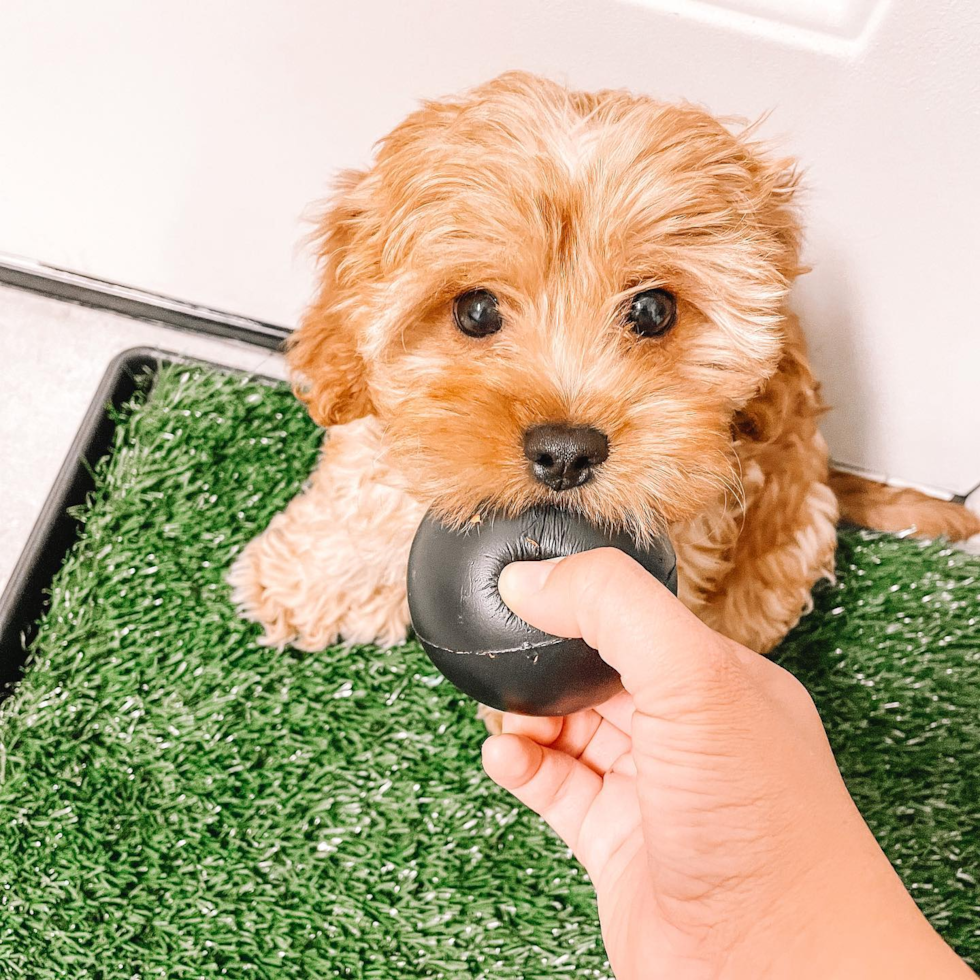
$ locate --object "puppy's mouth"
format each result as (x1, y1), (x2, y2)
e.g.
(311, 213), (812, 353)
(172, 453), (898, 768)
(411, 419), (674, 546)
(522, 423), (609, 494)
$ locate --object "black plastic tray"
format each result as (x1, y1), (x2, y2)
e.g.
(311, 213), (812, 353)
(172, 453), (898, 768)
(0, 346), (274, 698)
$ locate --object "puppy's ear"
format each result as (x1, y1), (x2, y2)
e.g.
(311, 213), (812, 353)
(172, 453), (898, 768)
(288, 169), (375, 427)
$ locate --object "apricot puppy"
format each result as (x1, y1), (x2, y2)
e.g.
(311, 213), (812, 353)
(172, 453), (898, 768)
(230, 71), (840, 658)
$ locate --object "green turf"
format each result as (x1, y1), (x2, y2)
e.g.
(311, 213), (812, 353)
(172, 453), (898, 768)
(0, 362), (978, 978)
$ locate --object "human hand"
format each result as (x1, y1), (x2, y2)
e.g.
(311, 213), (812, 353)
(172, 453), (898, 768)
(482, 548), (974, 980)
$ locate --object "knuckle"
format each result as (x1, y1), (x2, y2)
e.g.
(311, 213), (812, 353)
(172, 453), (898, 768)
(512, 738), (547, 790)
(541, 765), (579, 819)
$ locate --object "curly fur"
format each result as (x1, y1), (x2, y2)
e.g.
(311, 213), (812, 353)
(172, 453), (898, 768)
(234, 72), (851, 657)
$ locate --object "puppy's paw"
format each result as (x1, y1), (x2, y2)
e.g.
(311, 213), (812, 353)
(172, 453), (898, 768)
(228, 518), (337, 651)
(228, 514), (412, 652)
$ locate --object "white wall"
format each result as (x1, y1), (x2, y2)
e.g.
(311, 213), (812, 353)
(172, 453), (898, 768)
(1, 0), (977, 494)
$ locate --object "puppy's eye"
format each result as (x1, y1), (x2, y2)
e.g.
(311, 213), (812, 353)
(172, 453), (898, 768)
(626, 289), (677, 338)
(453, 289), (503, 338)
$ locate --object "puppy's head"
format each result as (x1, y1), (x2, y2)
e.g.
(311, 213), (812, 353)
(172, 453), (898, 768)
(290, 72), (802, 538)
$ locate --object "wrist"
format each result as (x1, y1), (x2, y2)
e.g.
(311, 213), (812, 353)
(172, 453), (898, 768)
(735, 828), (974, 980)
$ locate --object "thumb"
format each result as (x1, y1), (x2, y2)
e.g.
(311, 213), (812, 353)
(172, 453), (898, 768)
(497, 547), (735, 710)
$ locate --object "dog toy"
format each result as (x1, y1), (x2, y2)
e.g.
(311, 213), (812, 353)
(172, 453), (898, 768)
(406, 505), (677, 716)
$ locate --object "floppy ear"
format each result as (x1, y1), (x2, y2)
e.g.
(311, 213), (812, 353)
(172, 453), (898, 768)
(287, 169), (375, 427)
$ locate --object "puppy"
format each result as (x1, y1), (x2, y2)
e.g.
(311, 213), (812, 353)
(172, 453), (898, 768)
(229, 71), (978, 669)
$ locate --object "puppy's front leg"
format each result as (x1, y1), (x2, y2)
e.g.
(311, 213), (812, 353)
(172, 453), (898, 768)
(229, 416), (425, 651)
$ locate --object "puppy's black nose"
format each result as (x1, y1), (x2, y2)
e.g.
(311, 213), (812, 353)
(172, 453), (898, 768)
(523, 424), (609, 492)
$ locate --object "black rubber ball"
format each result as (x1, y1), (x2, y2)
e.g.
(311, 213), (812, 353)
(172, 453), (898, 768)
(406, 506), (677, 716)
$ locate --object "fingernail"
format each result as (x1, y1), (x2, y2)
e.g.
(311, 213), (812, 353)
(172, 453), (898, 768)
(498, 558), (562, 607)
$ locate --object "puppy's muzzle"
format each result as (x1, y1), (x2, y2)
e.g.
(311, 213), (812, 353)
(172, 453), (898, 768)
(523, 424), (609, 492)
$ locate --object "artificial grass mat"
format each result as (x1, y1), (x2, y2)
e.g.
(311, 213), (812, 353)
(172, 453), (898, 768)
(0, 362), (977, 979)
